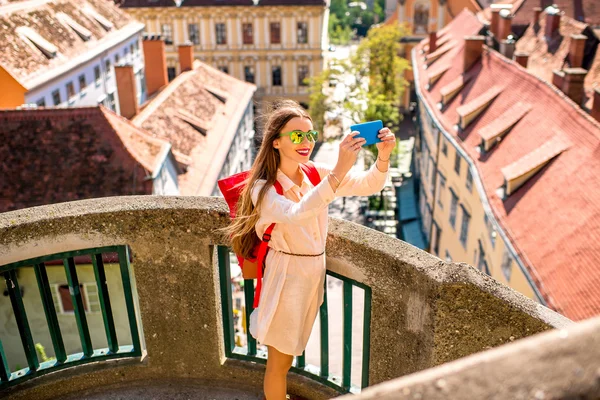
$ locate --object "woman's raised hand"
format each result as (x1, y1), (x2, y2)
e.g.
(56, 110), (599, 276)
(332, 131), (366, 180)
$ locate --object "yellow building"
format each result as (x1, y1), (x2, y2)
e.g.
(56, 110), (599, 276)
(120, 0), (330, 109)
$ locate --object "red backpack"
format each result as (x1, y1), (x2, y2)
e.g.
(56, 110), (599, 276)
(218, 162), (322, 307)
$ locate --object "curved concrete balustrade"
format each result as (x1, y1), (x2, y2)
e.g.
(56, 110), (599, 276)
(0, 196), (571, 400)
(339, 315), (600, 399)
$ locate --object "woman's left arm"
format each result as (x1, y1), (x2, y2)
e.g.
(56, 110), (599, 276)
(315, 127), (396, 197)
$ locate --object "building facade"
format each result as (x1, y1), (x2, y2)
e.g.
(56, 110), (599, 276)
(120, 0), (329, 109)
(0, 0), (147, 113)
(411, 10), (600, 321)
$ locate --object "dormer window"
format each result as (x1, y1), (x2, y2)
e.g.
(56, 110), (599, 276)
(16, 26), (58, 59)
(83, 7), (114, 31)
(56, 12), (92, 41)
(176, 110), (208, 136)
(478, 102), (532, 152)
(456, 85), (504, 130)
(500, 135), (570, 196)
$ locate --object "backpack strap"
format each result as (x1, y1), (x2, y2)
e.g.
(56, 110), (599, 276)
(300, 162), (322, 187)
(253, 180), (284, 308)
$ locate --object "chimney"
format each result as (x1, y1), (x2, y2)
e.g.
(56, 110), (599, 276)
(533, 7), (542, 25)
(114, 64), (139, 119)
(514, 52), (529, 68)
(552, 69), (565, 89)
(490, 7), (500, 38)
(569, 34), (586, 68)
(500, 38), (516, 59)
(545, 6), (561, 40)
(592, 88), (600, 122)
(142, 34), (168, 96)
(178, 42), (194, 73)
(497, 9), (513, 41)
(428, 31), (437, 54)
(561, 68), (587, 105)
(463, 36), (486, 73)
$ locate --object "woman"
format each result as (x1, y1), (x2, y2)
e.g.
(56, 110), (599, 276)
(225, 100), (395, 399)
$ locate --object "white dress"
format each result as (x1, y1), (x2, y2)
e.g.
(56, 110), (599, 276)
(249, 161), (388, 356)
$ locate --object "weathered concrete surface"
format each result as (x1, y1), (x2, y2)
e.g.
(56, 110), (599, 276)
(338, 315), (600, 400)
(61, 379), (263, 400)
(0, 196), (572, 399)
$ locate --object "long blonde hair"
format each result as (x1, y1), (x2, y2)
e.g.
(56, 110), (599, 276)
(223, 100), (312, 259)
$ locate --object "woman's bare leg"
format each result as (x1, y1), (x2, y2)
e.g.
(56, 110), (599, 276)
(264, 345), (294, 400)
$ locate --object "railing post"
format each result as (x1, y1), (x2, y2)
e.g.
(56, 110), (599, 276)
(33, 262), (67, 363)
(0, 340), (11, 382)
(319, 278), (329, 378)
(218, 246), (235, 357)
(3, 270), (39, 372)
(63, 257), (93, 357)
(92, 253), (119, 354)
(361, 287), (372, 389)
(342, 281), (353, 390)
(117, 246), (142, 356)
(243, 279), (257, 356)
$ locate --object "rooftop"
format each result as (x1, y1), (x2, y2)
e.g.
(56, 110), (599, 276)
(120, 0), (326, 8)
(0, 106), (171, 213)
(132, 60), (256, 196)
(414, 9), (600, 321)
(479, 0), (600, 32)
(0, 0), (143, 90)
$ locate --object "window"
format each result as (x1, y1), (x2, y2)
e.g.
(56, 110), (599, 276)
(270, 22), (281, 44)
(272, 66), (282, 86)
(66, 81), (75, 99)
(218, 65), (229, 74)
(414, 3), (430, 34)
(297, 22), (308, 44)
(107, 92), (116, 111)
(36, 98), (46, 107)
(454, 152), (461, 175)
(477, 241), (490, 275)
(52, 89), (61, 105)
(432, 223), (441, 255)
(124, 47), (129, 60)
(242, 23), (253, 45)
(130, 43), (135, 56)
(161, 23), (173, 45)
(167, 67), (176, 81)
(445, 250), (452, 262)
(442, 140), (448, 156)
(94, 65), (101, 84)
(449, 189), (458, 228)
(105, 59), (112, 76)
(244, 66), (255, 83)
(466, 168), (473, 192)
(459, 205), (470, 248)
(52, 283), (100, 313)
(114, 53), (120, 65)
(437, 173), (446, 208)
(484, 214), (497, 248)
(298, 65), (309, 86)
(133, 40), (139, 53)
(501, 250), (513, 282)
(189, 23), (200, 45)
(78, 74), (87, 93)
(216, 23), (227, 45)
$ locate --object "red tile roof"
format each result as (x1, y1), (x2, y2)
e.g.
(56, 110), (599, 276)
(0, 106), (171, 213)
(478, 101), (532, 141)
(414, 9), (600, 321)
(0, 0), (142, 89)
(132, 60), (256, 196)
(480, 0), (600, 29)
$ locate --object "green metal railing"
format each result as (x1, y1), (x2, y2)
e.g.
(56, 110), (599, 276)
(217, 246), (372, 394)
(0, 246), (142, 388)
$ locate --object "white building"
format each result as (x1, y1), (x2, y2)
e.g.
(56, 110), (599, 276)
(0, 0), (146, 115)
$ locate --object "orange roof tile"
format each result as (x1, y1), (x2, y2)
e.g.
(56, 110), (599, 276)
(413, 9), (600, 321)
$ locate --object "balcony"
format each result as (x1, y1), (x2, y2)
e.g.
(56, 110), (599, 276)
(0, 196), (598, 400)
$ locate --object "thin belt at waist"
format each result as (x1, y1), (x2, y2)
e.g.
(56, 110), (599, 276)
(271, 248), (325, 257)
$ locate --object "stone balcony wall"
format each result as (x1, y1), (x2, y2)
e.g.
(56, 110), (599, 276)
(0, 196), (571, 399)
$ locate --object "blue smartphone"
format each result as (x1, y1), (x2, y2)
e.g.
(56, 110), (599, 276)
(351, 120), (384, 146)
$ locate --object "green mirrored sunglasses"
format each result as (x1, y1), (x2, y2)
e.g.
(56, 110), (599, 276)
(279, 130), (319, 144)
